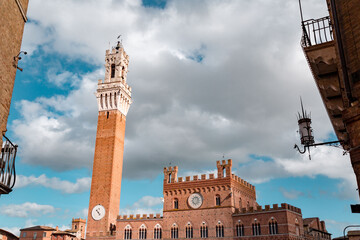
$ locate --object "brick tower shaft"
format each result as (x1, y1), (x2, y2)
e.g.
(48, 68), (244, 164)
(86, 41), (132, 239)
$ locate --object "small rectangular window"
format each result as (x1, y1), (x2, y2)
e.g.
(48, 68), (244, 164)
(33, 232), (37, 239)
(111, 64), (115, 78)
(43, 232), (46, 237)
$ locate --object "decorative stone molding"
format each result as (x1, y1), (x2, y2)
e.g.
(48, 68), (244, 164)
(96, 43), (132, 116)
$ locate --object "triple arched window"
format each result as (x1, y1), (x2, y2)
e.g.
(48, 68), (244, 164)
(124, 225), (132, 240)
(252, 221), (261, 236)
(236, 223), (244, 237)
(200, 222), (208, 238)
(216, 222), (224, 238)
(269, 219), (278, 235)
(139, 225), (147, 239)
(186, 223), (193, 239)
(171, 224), (178, 239)
(154, 224), (162, 239)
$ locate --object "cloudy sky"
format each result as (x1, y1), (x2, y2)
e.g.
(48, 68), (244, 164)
(1, 0), (359, 237)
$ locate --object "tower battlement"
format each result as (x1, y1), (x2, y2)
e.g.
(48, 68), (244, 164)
(163, 160), (254, 192)
(96, 42), (132, 116)
(235, 203), (302, 215)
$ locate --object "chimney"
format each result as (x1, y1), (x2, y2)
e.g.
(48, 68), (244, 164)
(56, 226), (59, 231)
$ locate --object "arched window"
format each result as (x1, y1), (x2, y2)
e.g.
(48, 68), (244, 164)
(154, 224), (162, 239)
(200, 222), (208, 238)
(124, 225), (132, 239)
(186, 223), (193, 239)
(174, 198), (179, 209)
(215, 195), (221, 206)
(171, 224), (178, 239)
(111, 64), (115, 78)
(223, 167), (226, 177)
(216, 222), (224, 238)
(168, 173), (172, 183)
(295, 219), (300, 236)
(252, 221), (261, 236)
(139, 224), (147, 239)
(236, 222), (244, 237)
(269, 218), (278, 235)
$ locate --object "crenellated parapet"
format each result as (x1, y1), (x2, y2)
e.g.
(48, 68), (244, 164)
(117, 213), (163, 220)
(96, 42), (132, 116)
(163, 159), (254, 194)
(235, 203), (302, 215)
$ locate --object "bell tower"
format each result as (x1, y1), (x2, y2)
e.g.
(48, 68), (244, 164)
(86, 41), (132, 239)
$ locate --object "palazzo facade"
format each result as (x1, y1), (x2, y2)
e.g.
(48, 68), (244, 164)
(115, 160), (329, 240)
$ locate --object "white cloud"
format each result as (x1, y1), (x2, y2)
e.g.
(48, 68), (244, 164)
(76, 208), (88, 219)
(236, 146), (358, 200)
(120, 196), (163, 215)
(14, 0), (355, 193)
(0, 202), (56, 218)
(279, 187), (306, 200)
(25, 219), (38, 227)
(11, 70), (101, 171)
(15, 174), (91, 194)
(2, 227), (20, 237)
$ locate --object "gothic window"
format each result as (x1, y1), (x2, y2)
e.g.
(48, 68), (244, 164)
(216, 222), (224, 238)
(216, 195), (221, 206)
(252, 222), (261, 236)
(154, 224), (162, 239)
(269, 219), (278, 235)
(200, 222), (208, 238)
(186, 223), (193, 239)
(236, 223), (244, 237)
(111, 64), (115, 78)
(139, 225), (147, 239)
(174, 198), (179, 209)
(171, 225), (178, 239)
(124, 225), (132, 239)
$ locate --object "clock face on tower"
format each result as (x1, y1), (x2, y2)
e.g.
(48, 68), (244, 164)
(91, 204), (106, 221)
(188, 193), (203, 209)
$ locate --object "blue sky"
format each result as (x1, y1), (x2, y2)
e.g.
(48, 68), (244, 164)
(1, 0), (359, 237)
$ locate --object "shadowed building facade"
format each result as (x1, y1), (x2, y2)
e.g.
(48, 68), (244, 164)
(300, 0), (360, 198)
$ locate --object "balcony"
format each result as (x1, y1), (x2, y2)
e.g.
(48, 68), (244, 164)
(301, 16), (333, 48)
(300, 16), (348, 147)
(0, 135), (18, 195)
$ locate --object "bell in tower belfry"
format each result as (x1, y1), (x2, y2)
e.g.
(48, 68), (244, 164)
(86, 40), (132, 240)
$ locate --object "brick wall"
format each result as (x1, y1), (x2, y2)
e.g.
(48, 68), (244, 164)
(0, 0), (29, 141)
(87, 110), (126, 237)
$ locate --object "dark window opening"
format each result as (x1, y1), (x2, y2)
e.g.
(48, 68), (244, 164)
(174, 199), (178, 209)
(111, 64), (115, 78)
(216, 195), (221, 206)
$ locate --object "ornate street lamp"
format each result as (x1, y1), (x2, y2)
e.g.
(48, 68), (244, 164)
(294, 99), (341, 160)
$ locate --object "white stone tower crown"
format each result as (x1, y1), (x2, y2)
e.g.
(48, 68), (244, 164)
(96, 41), (132, 116)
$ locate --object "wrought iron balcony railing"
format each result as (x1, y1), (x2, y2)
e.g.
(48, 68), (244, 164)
(0, 135), (18, 195)
(301, 16), (334, 47)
